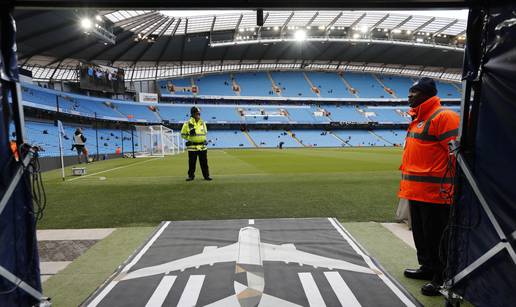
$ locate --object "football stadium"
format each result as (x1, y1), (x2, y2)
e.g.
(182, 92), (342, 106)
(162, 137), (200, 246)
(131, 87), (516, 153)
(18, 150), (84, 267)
(1, 1), (515, 307)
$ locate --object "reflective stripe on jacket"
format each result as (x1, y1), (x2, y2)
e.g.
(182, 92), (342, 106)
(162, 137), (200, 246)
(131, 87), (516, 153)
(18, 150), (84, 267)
(398, 96), (460, 204)
(181, 117), (208, 151)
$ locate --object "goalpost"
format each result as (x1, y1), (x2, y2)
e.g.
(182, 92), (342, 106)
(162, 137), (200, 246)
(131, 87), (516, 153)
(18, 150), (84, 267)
(134, 125), (185, 157)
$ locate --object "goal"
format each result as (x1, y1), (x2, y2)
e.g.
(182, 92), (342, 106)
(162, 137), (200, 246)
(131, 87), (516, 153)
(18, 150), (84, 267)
(134, 125), (184, 157)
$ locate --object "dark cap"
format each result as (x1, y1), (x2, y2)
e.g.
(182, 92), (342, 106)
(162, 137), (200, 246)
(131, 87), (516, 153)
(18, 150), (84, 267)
(190, 106), (200, 116)
(410, 77), (437, 97)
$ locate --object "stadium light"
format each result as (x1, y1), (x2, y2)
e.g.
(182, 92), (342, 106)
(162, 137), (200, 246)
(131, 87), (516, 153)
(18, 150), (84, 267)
(392, 29), (402, 34)
(294, 30), (307, 41)
(95, 15), (102, 21)
(359, 26), (368, 33)
(406, 30), (412, 35)
(273, 26), (279, 31)
(80, 16), (115, 44)
(416, 38), (424, 42)
(352, 33), (360, 39)
(81, 18), (92, 30)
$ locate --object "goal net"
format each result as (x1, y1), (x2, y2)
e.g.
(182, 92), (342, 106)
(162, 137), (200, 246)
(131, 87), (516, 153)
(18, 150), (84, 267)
(134, 125), (184, 157)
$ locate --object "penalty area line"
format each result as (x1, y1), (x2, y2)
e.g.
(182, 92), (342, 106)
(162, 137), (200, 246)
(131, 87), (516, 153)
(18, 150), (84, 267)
(66, 158), (161, 182)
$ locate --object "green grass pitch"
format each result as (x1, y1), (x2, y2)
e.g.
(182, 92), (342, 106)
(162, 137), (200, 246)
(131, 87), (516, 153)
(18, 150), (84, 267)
(39, 147), (403, 229)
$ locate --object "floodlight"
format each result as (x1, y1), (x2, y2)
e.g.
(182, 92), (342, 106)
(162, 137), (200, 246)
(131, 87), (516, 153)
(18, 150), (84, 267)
(406, 30), (412, 34)
(95, 15), (102, 21)
(294, 30), (306, 41)
(318, 25), (325, 30)
(239, 28), (244, 32)
(416, 38), (424, 43)
(392, 29), (402, 34)
(80, 16), (115, 44)
(359, 26), (368, 33)
(352, 33), (360, 39)
(273, 26), (279, 31)
(81, 18), (92, 29)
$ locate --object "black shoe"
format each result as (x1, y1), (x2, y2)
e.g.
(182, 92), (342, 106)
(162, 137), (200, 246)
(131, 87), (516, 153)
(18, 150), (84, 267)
(204, 177), (212, 181)
(185, 177), (194, 181)
(404, 268), (433, 280)
(421, 282), (441, 296)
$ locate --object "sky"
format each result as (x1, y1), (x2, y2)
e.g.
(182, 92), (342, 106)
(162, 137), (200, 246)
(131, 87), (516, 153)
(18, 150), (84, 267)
(161, 10), (469, 20)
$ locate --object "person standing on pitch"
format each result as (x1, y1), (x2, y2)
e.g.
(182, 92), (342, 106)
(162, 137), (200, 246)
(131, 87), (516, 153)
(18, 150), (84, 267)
(398, 77), (459, 296)
(181, 106), (212, 181)
(72, 127), (91, 164)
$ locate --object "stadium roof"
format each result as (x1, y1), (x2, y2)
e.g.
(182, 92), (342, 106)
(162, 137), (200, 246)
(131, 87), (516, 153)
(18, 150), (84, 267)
(103, 10), (467, 37)
(15, 9), (467, 81)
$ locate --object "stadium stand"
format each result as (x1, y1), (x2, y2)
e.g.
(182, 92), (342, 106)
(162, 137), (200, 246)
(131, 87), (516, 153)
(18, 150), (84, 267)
(21, 83), (459, 125)
(15, 121), (137, 157)
(247, 130), (302, 148)
(307, 72), (354, 99)
(269, 72), (317, 97)
(343, 72), (389, 98)
(234, 72), (277, 97)
(334, 130), (388, 147)
(113, 102), (160, 122)
(201, 105), (242, 123)
(194, 74), (235, 96)
(324, 105), (368, 123)
(158, 78), (193, 96)
(365, 106), (411, 123)
(377, 75), (414, 98)
(158, 71), (461, 99)
(286, 106), (329, 123)
(155, 105), (191, 123)
(371, 129), (406, 146)
(292, 130), (345, 147)
(17, 71), (462, 157)
(436, 81), (461, 98)
(207, 130), (250, 148)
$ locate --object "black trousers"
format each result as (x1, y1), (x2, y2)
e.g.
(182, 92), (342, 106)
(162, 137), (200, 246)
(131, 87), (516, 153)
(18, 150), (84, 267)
(409, 200), (450, 284)
(188, 150), (209, 179)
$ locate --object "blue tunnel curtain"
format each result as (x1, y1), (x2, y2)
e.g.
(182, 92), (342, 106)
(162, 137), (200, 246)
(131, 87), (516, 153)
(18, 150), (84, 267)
(0, 9), (42, 307)
(447, 4), (516, 307)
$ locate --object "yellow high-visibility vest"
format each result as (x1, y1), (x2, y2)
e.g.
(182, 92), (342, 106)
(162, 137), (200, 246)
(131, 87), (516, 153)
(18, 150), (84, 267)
(181, 117), (208, 151)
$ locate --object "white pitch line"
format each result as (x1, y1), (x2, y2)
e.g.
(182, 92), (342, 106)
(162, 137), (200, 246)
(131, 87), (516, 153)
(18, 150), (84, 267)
(145, 275), (177, 307)
(298, 273), (326, 307)
(324, 271), (361, 307)
(67, 158), (161, 182)
(328, 218), (416, 307)
(85, 280), (119, 307)
(177, 275), (205, 307)
(123, 221), (171, 274)
(86, 221), (171, 307)
(202, 246), (218, 253)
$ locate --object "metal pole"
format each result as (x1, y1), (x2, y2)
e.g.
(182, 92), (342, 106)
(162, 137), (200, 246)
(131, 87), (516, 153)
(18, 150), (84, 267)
(57, 121), (65, 181)
(94, 112), (99, 161)
(160, 125), (164, 156)
(56, 94), (60, 115)
(120, 128), (124, 156)
(131, 126), (135, 158)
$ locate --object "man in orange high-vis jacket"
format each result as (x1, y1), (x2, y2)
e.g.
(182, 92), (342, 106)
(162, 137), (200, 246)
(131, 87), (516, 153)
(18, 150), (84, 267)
(399, 77), (459, 296)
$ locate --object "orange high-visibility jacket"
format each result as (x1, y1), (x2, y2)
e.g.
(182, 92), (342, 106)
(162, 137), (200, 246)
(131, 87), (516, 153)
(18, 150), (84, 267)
(398, 96), (460, 204)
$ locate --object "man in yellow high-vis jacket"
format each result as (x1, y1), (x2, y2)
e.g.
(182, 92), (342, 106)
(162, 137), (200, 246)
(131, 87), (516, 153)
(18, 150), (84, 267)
(181, 106), (212, 181)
